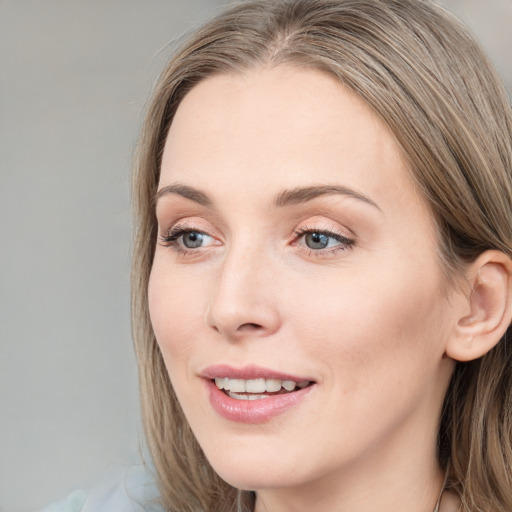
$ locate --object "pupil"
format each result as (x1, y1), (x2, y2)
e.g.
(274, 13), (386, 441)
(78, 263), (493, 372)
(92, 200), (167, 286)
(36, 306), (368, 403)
(306, 232), (328, 249)
(183, 232), (203, 248)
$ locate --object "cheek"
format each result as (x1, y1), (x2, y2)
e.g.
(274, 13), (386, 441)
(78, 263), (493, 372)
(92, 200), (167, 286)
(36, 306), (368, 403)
(290, 263), (449, 385)
(281, 266), (451, 467)
(148, 261), (207, 367)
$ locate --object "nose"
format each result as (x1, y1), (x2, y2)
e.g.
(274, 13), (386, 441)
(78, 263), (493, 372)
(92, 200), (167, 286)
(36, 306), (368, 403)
(206, 245), (281, 341)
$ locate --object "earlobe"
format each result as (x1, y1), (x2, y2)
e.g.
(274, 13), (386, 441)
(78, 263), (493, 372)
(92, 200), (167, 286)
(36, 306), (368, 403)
(446, 251), (512, 362)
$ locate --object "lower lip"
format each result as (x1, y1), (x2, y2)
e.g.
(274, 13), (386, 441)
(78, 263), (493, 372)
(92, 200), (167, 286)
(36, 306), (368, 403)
(205, 379), (314, 423)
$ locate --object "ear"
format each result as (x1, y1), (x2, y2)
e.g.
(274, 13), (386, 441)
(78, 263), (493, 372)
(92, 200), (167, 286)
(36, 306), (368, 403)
(446, 250), (512, 362)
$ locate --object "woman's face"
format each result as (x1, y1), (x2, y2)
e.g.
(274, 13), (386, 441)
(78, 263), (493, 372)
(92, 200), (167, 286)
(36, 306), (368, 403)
(149, 67), (456, 496)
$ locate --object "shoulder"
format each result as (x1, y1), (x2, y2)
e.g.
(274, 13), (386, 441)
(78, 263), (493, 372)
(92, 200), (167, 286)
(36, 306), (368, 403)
(40, 465), (165, 512)
(39, 490), (88, 512)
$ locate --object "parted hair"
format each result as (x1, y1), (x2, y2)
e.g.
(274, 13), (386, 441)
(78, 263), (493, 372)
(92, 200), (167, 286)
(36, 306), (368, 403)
(131, 1), (512, 511)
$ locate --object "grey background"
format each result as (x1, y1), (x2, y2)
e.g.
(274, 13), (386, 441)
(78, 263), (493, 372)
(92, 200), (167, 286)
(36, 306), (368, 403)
(1, 1), (510, 511)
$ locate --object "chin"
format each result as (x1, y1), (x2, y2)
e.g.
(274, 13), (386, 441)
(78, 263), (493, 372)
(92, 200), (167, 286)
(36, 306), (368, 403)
(201, 441), (317, 491)
(213, 463), (305, 492)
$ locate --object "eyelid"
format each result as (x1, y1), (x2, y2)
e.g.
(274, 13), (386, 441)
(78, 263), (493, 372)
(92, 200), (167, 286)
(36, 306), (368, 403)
(158, 219), (222, 255)
(158, 216), (218, 239)
(291, 222), (355, 256)
(161, 227), (215, 245)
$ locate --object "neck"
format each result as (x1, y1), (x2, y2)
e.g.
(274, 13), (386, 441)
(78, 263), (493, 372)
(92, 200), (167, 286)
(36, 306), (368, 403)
(254, 419), (445, 512)
(255, 467), (444, 512)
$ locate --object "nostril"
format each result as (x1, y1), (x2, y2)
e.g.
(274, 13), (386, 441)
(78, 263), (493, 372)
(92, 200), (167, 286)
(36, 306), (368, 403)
(238, 322), (263, 331)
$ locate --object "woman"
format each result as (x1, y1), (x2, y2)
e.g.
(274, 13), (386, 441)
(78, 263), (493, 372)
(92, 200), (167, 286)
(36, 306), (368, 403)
(131, 1), (512, 511)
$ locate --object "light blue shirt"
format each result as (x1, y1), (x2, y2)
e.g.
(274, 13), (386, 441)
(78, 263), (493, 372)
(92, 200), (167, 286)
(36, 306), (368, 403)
(39, 465), (165, 512)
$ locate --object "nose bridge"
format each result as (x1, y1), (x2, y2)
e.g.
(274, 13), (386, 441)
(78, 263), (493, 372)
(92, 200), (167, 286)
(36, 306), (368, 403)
(206, 238), (280, 339)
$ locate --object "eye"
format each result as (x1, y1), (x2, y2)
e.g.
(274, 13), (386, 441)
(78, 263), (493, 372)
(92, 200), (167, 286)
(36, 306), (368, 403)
(293, 227), (354, 255)
(303, 232), (338, 250)
(181, 231), (208, 248)
(159, 226), (218, 252)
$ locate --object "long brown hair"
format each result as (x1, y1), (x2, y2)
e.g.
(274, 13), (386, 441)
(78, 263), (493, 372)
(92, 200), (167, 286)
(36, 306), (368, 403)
(132, 1), (512, 510)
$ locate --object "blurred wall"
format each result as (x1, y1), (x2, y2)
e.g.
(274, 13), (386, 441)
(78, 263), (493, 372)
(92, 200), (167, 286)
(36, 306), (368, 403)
(0, 1), (510, 511)
(0, 2), (226, 511)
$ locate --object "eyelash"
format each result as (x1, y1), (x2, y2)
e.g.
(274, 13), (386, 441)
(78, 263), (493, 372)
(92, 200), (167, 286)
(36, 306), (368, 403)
(292, 226), (354, 257)
(158, 224), (354, 258)
(159, 224), (213, 255)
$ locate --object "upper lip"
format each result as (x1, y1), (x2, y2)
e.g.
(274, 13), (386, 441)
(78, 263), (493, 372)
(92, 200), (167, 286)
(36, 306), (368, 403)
(200, 364), (314, 382)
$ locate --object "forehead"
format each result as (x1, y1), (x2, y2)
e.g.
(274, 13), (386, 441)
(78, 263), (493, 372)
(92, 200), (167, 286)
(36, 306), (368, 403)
(160, 66), (426, 216)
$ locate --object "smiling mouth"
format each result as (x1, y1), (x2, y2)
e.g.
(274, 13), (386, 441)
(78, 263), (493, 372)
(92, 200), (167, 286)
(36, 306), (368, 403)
(214, 377), (313, 400)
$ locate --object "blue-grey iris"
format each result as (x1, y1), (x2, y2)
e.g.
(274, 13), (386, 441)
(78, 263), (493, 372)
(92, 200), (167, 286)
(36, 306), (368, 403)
(305, 232), (329, 249)
(183, 232), (204, 248)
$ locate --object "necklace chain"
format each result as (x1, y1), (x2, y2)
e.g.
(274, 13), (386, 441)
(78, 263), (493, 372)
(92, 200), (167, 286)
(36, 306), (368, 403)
(433, 490), (442, 512)
(433, 466), (450, 512)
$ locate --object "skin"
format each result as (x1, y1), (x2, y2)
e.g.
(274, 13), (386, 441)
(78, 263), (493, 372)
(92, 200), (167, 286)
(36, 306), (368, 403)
(148, 66), (463, 512)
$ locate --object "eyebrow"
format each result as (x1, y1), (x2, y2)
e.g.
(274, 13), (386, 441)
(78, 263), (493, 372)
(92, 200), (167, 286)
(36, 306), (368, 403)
(273, 185), (381, 210)
(154, 183), (380, 211)
(154, 184), (213, 207)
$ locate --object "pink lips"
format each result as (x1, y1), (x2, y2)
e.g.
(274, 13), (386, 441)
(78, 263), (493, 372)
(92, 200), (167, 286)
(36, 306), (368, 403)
(201, 364), (315, 423)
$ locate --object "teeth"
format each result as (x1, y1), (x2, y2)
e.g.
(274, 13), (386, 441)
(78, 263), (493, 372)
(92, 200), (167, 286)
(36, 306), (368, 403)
(215, 377), (311, 393)
(246, 379), (266, 393)
(265, 378), (282, 392)
(228, 392), (272, 400)
(282, 380), (296, 391)
(229, 379), (246, 393)
(214, 377), (229, 390)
